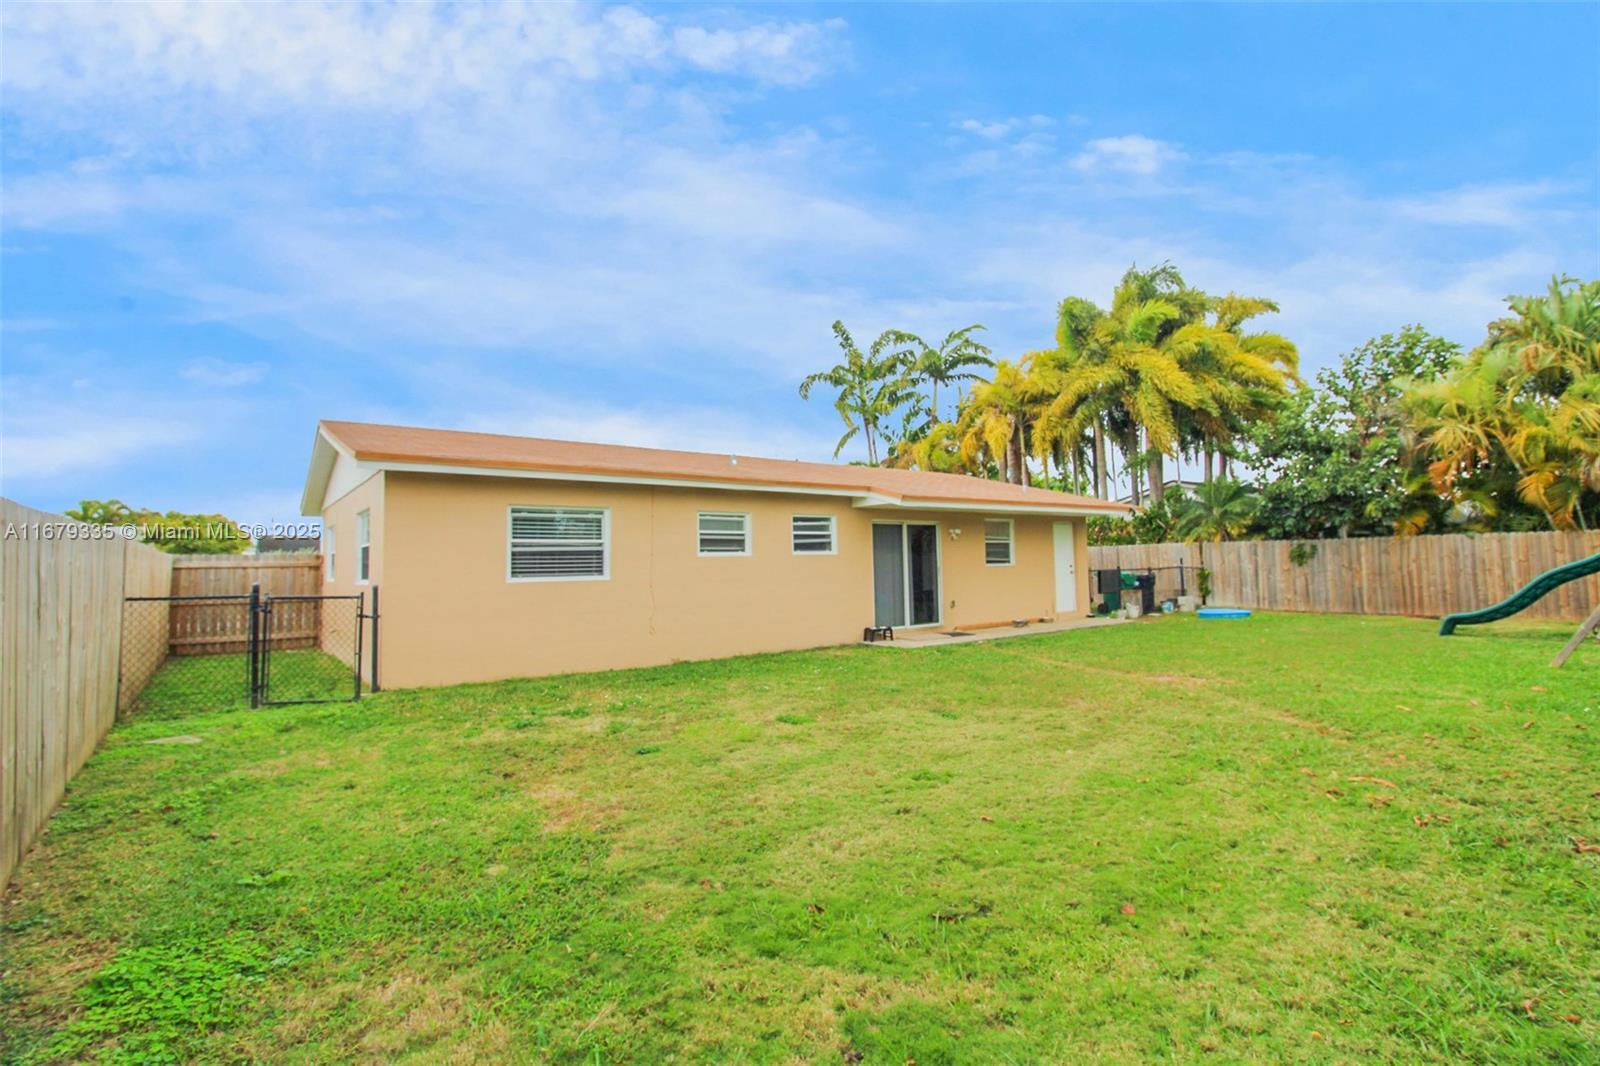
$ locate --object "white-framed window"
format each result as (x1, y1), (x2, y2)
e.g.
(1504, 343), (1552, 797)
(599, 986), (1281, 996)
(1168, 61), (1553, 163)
(791, 514), (836, 555)
(356, 510), (371, 583)
(323, 525), (336, 580)
(984, 518), (1014, 566)
(508, 506), (609, 581)
(697, 512), (751, 556)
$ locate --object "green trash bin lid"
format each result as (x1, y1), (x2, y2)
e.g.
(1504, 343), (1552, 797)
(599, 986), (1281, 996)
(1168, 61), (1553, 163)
(1119, 571), (1139, 589)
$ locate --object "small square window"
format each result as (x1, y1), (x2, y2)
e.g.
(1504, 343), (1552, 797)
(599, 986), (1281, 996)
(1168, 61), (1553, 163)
(698, 512), (751, 555)
(791, 515), (836, 554)
(984, 519), (1013, 566)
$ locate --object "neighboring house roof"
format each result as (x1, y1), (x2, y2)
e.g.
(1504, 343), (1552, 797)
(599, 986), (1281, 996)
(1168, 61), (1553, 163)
(254, 536), (319, 554)
(1115, 479), (1205, 505)
(301, 419), (1133, 518)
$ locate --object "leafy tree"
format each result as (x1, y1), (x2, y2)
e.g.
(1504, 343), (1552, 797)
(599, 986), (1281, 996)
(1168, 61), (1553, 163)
(1172, 478), (1261, 542)
(66, 499), (249, 554)
(1246, 326), (1461, 538)
(888, 324), (993, 424)
(1086, 514), (1136, 546)
(1084, 488), (1188, 545)
(799, 321), (920, 465)
(1407, 277), (1599, 530)
(64, 499), (136, 525)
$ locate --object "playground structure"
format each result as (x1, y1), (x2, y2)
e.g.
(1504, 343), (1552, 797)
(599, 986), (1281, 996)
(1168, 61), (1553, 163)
(1438, 552), (1600, 667)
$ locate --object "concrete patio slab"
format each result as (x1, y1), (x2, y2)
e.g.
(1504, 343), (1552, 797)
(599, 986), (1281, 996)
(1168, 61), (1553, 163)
(862, 614), (1134, 648)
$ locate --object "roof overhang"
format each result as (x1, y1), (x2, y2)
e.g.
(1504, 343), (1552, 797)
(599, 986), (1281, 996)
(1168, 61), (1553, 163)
(300, 427), (339, 515)
(300, 423), (1132, 519)
(299, 424), (367, 515)
(850, 496), (1129, 519)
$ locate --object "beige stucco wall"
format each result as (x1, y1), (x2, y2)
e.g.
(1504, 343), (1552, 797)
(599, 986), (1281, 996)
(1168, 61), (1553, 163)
(318, 470), (383, 682)
(352, 471), (1092, 688)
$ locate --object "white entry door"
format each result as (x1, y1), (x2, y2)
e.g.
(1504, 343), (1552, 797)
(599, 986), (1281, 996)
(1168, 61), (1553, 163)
(1052, 522), (1077, 613)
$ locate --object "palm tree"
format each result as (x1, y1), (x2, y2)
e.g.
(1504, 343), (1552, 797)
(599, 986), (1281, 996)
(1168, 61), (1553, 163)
(888, 325), (994, 424)
(799, 321), (920, 465)
(1168, 292), (1300, 485)
(956, 359), (1035, 484)
(65, 499), (135, 524)
(878, 394), (931, 467)
(1408, 277), (1599, 530)
(887, 418), (969, 474)
(1034, 297), (1111, 498)
(1031, 267), (1204, 504)
(1490, 274), (1600, 384)
(1033, 267), (1298, 505)
(1173, 478), (1261, 542)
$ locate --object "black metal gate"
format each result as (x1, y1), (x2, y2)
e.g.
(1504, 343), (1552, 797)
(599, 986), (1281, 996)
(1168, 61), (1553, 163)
(119, 583), (379, 717)
(251, 590), (366, 707)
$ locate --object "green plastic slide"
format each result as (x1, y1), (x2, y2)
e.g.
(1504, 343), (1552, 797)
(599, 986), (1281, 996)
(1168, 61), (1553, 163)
(1438, 551), (1600, 635)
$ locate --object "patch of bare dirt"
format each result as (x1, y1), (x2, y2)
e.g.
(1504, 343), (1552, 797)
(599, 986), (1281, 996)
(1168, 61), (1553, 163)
(1272, 713), (1351, 740)
(527, 781), (621, 832)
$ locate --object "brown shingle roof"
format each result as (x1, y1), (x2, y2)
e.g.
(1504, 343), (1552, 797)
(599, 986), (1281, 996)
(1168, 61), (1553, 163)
(318, 420), (1131, 514)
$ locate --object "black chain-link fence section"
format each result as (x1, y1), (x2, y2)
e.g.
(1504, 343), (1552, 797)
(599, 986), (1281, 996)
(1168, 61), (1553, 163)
(119, 591), (368, 718)
(1091, 565), (1193, 615)
(259, 594), (362, 706)
(120, 596), (254, 718)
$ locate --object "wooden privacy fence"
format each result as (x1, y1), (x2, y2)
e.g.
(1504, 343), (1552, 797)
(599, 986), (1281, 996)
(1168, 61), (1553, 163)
(3, 499), (325, 886)
(167, 556), (322, 655)
(1090, 531), (1600, 621)
(1, 498), (173, 887)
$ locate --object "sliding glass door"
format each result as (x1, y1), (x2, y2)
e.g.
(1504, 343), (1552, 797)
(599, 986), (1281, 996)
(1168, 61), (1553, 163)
(872, 523), (940, 627)
(872, 525), (906, 627)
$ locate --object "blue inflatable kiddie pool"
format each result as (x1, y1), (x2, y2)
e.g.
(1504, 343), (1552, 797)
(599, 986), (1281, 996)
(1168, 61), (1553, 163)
(1197, 608), (1251, 620)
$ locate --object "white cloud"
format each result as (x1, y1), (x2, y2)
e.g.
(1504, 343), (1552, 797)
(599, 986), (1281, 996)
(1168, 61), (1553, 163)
(462, 396), (841, 464)
(0, 403), (201, 481)
(952, 115), (1054, 141)
(1393, 181), (1571, 227)
(671, 18), (848, 85)
(0, 5), (885, 386)
(0, 2), (847, 114)
(179, 357), (268, 387)
(0, 317), (66, 333)
(601, 148), (903, 248)
(1, 172), (231, 231)
(0, 0), (1590, 511)
(1071, 134), (1186, 176)
(179, 487), (310, 529)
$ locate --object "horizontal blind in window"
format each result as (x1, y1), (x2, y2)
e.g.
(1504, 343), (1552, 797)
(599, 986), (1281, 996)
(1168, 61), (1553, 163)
(510, 507), (607, 579)
(698, 512), (750, 555)
(984, 519), (1012, 565)
(791, 515), (835, 553)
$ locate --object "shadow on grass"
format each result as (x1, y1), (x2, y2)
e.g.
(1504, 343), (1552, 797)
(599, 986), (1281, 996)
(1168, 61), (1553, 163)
(1445, 623), (1593, 646)
(129, 651), (357, 719)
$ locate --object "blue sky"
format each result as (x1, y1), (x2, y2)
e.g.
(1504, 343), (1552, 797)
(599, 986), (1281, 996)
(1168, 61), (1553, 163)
(2, 1), (1596, 525)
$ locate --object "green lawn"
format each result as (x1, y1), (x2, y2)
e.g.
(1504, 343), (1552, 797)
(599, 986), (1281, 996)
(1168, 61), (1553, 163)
(128, 650), (358, 720)
(2, 613), (1596, 1063)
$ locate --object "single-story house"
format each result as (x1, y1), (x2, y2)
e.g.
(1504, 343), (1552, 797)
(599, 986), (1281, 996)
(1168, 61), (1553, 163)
(301, 420), (1131, 688)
